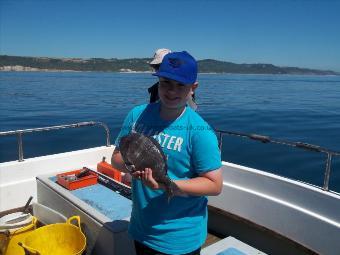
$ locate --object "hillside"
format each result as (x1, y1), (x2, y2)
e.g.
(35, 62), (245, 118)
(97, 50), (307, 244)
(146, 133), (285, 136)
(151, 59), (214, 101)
(0, 55), (337, 75)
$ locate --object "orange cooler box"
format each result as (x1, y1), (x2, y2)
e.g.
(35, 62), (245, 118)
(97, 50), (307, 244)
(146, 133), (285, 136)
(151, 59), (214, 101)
(97, 160), (122, 182)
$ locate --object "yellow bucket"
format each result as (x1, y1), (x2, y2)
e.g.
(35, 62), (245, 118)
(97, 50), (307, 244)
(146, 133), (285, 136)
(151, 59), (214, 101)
(18, 216), (86, 255)
(0, 216), (37, 255)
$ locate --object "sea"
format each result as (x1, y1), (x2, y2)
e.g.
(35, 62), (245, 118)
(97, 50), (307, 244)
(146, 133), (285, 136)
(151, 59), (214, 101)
(1, 72), (340, 192)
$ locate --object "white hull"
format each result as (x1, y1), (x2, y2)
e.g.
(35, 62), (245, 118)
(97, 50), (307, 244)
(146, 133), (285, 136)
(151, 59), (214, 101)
(1, 146), (339, 254)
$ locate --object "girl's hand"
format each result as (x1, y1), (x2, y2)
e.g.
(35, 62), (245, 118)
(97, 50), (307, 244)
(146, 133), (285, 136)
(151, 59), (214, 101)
(143, 168), (162, 190)
(132, 168), (161, 190)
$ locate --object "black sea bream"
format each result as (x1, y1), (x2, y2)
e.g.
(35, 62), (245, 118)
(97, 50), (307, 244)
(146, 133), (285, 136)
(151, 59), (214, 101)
(119, 132), (174, 200)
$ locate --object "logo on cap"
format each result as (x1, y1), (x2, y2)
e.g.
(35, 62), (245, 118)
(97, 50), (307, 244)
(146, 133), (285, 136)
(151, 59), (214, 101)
(168, 58), (185, 68)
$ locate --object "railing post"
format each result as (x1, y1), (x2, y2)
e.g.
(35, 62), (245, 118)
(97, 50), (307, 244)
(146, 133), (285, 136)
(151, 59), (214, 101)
(17, 132), (24, 162)
(96, 122), (111, 146)
(323, 153), (332, 191)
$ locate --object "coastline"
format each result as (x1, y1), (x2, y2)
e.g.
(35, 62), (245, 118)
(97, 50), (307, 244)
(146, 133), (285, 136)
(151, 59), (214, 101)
(1, 66), (339, 76)
(1, 55), (338, 76)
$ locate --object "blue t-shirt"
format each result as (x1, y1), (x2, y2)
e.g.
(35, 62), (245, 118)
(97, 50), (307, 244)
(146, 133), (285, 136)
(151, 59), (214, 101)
(115, 102), (221, 254)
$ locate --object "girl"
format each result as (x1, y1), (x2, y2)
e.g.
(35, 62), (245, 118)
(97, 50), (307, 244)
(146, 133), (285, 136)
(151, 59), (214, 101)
(111, 51), (222, 255)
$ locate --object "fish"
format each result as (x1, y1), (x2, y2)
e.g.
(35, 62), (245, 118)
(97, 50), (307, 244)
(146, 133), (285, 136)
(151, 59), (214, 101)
(119, 132), (174, 200)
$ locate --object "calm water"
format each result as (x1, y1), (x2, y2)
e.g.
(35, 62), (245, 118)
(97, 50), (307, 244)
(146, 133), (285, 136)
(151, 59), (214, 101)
(1, 72), (340, 192)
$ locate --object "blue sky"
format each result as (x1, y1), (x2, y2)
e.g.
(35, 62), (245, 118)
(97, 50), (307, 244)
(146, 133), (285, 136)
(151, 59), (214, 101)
(1, 0), (340, 71)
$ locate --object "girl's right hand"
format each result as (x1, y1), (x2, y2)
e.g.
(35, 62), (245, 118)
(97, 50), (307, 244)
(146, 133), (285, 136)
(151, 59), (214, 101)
(141, 168), (162, 190)
(132, 168), (163, 190)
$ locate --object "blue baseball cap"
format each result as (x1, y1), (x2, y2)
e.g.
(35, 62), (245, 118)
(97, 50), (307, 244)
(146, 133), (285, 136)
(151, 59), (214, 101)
(153, 51), (197, 85)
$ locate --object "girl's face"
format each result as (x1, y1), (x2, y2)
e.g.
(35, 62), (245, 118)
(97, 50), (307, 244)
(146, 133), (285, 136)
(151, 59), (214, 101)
(158, 77), (194, 109)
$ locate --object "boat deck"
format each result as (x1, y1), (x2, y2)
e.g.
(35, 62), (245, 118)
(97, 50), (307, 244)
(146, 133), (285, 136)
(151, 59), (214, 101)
(38, 171), (270, 255)
(204, 232), (222, 248)
(1, 171), (324, 255)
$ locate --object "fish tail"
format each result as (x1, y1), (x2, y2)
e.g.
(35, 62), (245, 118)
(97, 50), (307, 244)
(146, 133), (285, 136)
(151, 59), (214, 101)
(164, 177), (174, 203)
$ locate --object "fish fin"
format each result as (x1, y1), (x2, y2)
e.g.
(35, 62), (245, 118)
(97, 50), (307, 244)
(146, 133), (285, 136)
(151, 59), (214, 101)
(164, 177), (175, 203)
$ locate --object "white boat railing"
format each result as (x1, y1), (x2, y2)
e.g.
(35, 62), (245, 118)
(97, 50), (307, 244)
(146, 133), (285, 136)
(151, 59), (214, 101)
(215, 129), (340, 191)
(0, 121), (111, 162)
(0, 122), (338, 191)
